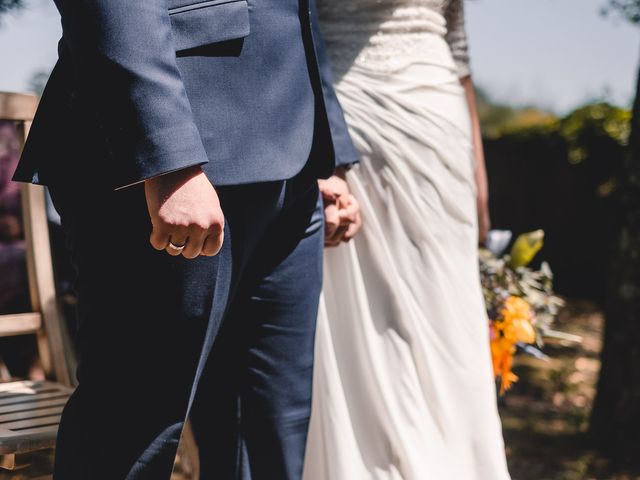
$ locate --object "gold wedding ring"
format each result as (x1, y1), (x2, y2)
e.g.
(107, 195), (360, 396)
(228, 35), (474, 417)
(168, 241), (186, 253)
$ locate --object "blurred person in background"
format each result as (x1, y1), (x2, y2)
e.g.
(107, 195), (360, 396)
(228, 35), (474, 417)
(0, 120), (42, 380)
(0, 120), (27, 313)
(305, 0), (511, 478)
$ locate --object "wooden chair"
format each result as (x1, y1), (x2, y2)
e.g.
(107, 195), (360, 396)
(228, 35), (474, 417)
(0, 92), (74, 472)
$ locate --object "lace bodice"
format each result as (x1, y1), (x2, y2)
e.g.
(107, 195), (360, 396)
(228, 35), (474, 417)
(316, 0), (470, 78)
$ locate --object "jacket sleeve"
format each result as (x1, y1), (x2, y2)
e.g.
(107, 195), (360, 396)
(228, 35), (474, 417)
(55, 0), (209, 189)
(309, 0), (360, 168)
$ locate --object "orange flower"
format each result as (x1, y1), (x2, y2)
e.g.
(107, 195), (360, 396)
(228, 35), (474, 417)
(501, 296), (533, 325)
(497, 296), (536, 344)
(490, 296), (536, 394)
(503, 317), (536, 344)
(490, 337), (519, 395)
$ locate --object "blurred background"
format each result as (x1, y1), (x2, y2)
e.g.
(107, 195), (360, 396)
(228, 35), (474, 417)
(1, 0), (640, 478)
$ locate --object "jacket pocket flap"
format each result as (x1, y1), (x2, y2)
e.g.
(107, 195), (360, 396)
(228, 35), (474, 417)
(169, 0), (250, 52)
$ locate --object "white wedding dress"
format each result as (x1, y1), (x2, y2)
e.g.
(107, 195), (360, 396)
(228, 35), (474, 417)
(304, 1), (512, 479)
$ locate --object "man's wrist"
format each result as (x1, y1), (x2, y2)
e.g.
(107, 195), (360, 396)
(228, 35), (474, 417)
(145, 164), (203, 186)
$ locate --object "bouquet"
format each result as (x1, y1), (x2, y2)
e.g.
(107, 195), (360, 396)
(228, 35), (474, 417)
(480, 230), (566, 394)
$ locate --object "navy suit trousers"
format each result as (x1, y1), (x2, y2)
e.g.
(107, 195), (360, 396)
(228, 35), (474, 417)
(49, 171), (324, 479)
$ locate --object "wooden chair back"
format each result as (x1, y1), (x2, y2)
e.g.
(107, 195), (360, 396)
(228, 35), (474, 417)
(0, 92), (74, 386)
(0, 92), (75, 472)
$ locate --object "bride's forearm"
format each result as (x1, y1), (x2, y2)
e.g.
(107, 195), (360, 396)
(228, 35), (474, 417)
(461, 75), (490, 240)
(461, 76), (487, 198)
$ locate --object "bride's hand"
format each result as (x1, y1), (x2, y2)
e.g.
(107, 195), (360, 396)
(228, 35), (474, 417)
(319, 169), (362, 246)
(477, 193), (491, 245)
(478, 200), (491, 245)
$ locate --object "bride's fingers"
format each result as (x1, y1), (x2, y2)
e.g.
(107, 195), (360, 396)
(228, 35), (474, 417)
(343, 211), (362, 242)
(324, 203), (341, 239)
(325, 193), (361, 245)
(336, 191), (351, 210)
(339, 201), (359, 225)
(338, 194), (362, 240)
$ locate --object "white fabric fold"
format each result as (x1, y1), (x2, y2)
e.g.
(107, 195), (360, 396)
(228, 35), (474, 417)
(304, 60), (511, 480)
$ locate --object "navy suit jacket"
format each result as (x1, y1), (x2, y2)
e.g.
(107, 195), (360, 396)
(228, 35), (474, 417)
(13, 0), (358, 190)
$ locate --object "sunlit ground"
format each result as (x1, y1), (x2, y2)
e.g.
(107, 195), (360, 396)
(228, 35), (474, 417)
(1, 300), (636, 480)
(173, 300), (624, 480)
(501, 299), (639, 480)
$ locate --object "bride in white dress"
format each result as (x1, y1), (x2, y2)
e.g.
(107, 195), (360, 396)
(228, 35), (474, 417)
(304, 1), (512, 479)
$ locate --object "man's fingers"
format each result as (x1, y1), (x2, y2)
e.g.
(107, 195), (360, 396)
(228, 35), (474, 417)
(201, 227), (224, 257)
(318, 178), (341, 202)
(145, 167), (226, 258)
(321, 189), (339, 202)
(150, 227), (169, 251)
(182, 227), (206, 259)
(326, 225), (348, 247)
(324, 236), (342, 247)
(152, 221), (224, 258)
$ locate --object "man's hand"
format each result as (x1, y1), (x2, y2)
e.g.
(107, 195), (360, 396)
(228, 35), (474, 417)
(318, 169), (362, 247)
(145, 166), (225, 259)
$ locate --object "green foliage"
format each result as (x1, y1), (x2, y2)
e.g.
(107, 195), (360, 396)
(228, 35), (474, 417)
(486, 101), (631, 163)
(480, 84), (631, 148)
(476, 88), (559, 139)
(482, 100), (629, 302)
(561, 104), (631, 146)
(476, 88), (522, 138)
(560, 103), (631, 164)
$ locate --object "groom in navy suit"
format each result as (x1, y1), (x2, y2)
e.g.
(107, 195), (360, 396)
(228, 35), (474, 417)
(13, 0), (359, 478)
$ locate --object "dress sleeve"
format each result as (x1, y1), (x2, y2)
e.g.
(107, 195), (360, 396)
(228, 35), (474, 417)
(444, 0), (471, 78)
